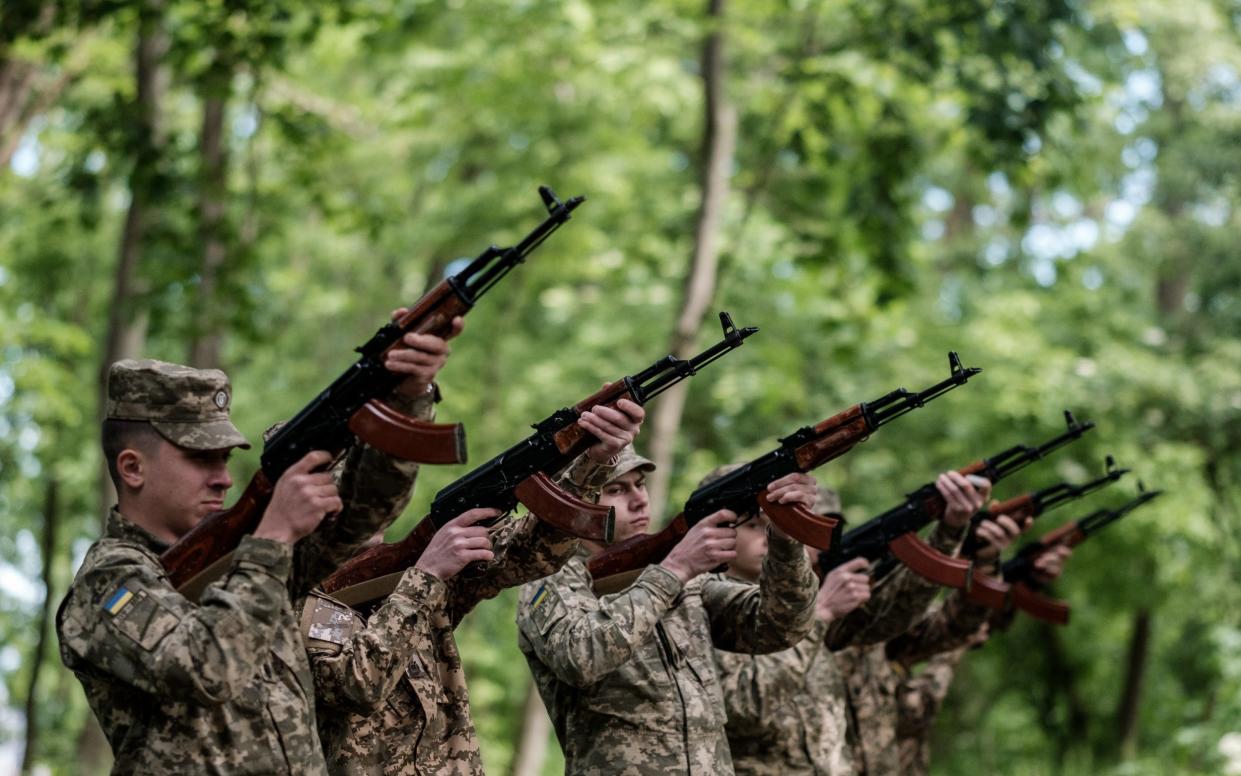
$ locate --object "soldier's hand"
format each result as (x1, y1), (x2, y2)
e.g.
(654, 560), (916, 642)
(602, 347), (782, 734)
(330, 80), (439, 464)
(815, 557), (871, 623)
(385, 308), (465, 398)
(763, 472), (818, 540)
(1032, 545), (1073, 583)
(256, 451), (341, 545)
(580, 398), (645, 463)
(937, 472), (991, 528)
(972, 513), (1029, 561)
(660, 510), (737, 584)
(414, 508), (500, 580)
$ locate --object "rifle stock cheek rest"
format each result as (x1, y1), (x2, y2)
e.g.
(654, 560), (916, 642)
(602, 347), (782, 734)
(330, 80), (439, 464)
(887, 532), (974, 589)
(1011, 582), (1071, 624)
(163, 472), (274, 591)
(514, 472), (615, 542)
(348, 399), (467, 465)
(963, 569), (1010, 609)
(756, 492), (836, 550)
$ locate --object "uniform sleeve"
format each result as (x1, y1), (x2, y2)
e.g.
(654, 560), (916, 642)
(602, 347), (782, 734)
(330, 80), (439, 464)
(57, 537), (292, 704)
(825, 521), (965, 650)
(885, 585), (992, 668)
(306, 568), (446, 714)
(554, 453), (615, 501)
(446, 515), (578, 626)
(291, 389), (436, 594)
(515, 562), (683, 687)
(895, 646), (968, 739)
(714, 621), (825, 729)
(702, 527), (817, 653)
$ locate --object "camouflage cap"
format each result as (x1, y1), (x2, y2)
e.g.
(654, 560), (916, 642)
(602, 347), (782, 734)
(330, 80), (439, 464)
(106, 359), (251, 450)
(599, 443), (656, 485)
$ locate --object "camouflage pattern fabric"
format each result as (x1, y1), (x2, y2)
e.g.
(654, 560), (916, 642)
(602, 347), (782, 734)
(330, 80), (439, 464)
(715, 619), (856, 776)
(712, 525), (960, 776)
(106, 358), (251, 450)
(516, 528), (816, 776)
(307, 514), (579, 775)
(895, 646), (969, 776)
(57, 386), (433, 774)
(836, 521), (967, 776)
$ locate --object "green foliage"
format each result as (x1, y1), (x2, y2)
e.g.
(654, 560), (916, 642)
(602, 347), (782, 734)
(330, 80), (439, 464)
(2, 0), (1239, 773)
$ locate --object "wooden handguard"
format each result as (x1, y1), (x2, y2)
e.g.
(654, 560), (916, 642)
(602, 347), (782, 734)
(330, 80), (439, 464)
(756, 492), (837, 550)
(1011, 582), (1071, 625)
(987, 493), (1036, 520)
(887, 532), (974, 589)
(514, 472), (615, 543)
(586, 513), (690, 583)
(348, 399), (467, 465)
(550, 379), (630, 454)
(963, 568), (1010, 609)
(163, 472), (274, 593)
(318, 518), (439, 605)
(794, 405), (870, 470)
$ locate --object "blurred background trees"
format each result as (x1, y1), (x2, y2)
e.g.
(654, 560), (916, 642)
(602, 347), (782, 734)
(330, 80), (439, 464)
(1, 0), (1239, 773)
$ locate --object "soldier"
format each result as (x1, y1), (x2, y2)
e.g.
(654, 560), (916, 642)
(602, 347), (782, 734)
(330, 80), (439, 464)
(714, 473), (995, 776)
(303, 400), (645, 775)
(56, 322), (458, 774)
(892, 545), (1073, 776)
(515, 446), (820, 775)
(839, 506), (1067, 776)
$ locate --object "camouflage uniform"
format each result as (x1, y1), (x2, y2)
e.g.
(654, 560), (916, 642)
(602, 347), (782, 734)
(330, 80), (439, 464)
(894, 645), (969, 776)
(305, 513), (578, 775)
(716, 517), (967, 776)
(838, 540), (1006, 776)
(516, 452), (818, 775)
(57, 360), (431, 774)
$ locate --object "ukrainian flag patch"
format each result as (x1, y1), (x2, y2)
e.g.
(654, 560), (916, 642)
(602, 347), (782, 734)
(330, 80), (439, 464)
(104, 586), (134, 615)
(530, 584), (548, 610)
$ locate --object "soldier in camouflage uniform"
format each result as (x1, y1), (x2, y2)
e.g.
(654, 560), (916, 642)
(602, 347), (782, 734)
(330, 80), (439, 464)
(57, 323), (459, 774)
(839, 499), (1059, 776)
(303, 400), (646, 775)
(516, 446), (820, 775)
(714, 472), (995, 776)
(891, 544), (1074, 776)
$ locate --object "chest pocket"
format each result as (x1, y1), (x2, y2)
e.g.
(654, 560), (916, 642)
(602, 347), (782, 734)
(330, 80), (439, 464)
(108, 586), (180, 651)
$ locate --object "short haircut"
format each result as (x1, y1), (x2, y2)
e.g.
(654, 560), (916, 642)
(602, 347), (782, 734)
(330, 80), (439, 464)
(101, 419), (164, 490)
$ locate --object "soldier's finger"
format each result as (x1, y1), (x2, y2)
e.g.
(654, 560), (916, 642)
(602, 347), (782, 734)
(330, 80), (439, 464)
(995, 515), (1022, 537)
(702, 510), (737, 527)
(290, 450), (335, 474)
(447, 316), (465, 339)
(840, 557), (871, 574)
(613, 398), (646, 424)
(462, 548), (494, 563)
(391, 307), (410, 320)
(401, 332), (452, 355)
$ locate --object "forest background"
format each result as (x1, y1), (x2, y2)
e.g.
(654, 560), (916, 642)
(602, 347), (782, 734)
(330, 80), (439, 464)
(1, 0), (1239, 774)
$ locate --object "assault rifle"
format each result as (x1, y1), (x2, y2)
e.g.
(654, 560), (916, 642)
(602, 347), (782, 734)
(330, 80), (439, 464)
(960, 456), (1128, 607)
(163, 186), (584, 598)
(318, 312), (757, 607)
(999, 485), (1162, 624)
(821, 411), (1094, 589)
(588, 352), (982, 593)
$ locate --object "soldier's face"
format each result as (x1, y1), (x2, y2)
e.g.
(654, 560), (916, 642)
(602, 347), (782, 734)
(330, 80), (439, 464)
(598, 470), (651, 543)
(728, 513), (769, 582)
(139, 439), (234, 539)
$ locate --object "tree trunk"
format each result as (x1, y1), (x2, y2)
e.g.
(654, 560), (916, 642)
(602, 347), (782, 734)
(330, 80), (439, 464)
(1115, 608), (1151, 759)
(644, 0), (737, 518)
(509, 679), (551, 776)
(19, 478), (58, 775)
(188, 69), (231, 369)
(1037, 623), (1089, 771)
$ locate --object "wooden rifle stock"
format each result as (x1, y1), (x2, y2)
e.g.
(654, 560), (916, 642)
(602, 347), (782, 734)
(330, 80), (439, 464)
(792, 405), (870, 469)
(587, 514), (690, 591)
(163, 473), (273, 595)
(319, 519), (439, 605)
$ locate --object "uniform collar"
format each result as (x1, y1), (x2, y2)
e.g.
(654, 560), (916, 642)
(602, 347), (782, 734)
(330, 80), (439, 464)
(106, 507), (171, 553)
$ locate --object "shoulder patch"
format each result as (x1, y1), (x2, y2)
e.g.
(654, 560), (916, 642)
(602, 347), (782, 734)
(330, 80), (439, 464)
(530, 584), (549, 610)
(104, 586), (135, 615)
(304, 594), (360, 647)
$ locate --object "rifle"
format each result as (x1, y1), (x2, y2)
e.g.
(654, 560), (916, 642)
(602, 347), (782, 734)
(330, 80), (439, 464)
(1001, 485), (1162, 624)
(959, 456), (1128, 607)
(163, 186), (584, 599)
(822, 410), (1094, 589)
(317, 312), (758, 606)
(587, 352), (982, 593)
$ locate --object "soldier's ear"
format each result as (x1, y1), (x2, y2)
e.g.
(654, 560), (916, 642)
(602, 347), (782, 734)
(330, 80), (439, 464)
(116, 448), (146, 490)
